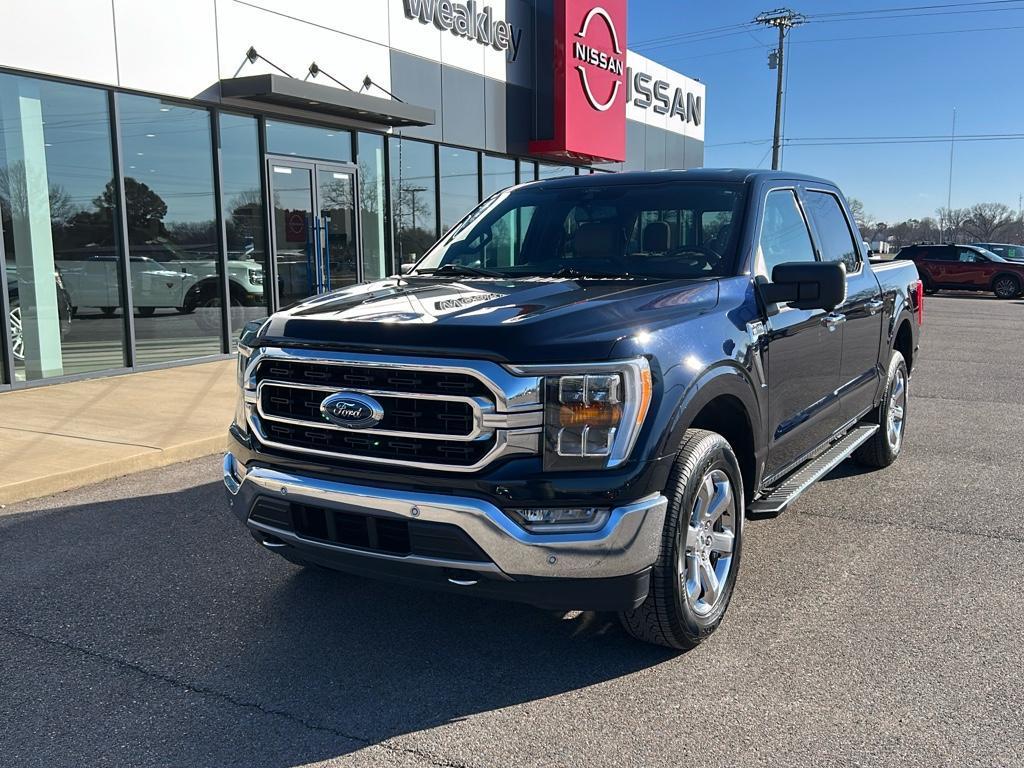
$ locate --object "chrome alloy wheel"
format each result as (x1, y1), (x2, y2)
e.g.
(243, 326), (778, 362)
(9, 304), (24, 361)
(994, 277), (1019, 299)
(887, 367), (907, 452)
(680, 468), (737, 616)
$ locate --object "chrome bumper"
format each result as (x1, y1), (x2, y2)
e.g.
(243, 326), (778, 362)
(223, 453), (667, 580)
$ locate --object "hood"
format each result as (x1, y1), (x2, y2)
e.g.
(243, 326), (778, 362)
(256, 276), (721, 363)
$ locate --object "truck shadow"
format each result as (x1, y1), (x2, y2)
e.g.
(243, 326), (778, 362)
(0, 480), (677, 767)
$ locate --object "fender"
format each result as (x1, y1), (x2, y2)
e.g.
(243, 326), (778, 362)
(655, 360), (766, 480)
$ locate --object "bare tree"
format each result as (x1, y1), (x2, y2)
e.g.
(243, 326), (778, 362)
(960, 202), (1016, 242)
(936, 206), (970, 242)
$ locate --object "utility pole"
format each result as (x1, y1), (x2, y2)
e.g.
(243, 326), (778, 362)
(944, 108), (956, 243)
(755, 9), (805, 170)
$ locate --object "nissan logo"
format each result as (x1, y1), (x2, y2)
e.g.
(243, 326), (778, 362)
(572, 6), (624, 112)
(320, 392), (384, 430)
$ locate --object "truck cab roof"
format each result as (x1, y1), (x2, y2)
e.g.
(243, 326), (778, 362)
(524, 168), (838, 190)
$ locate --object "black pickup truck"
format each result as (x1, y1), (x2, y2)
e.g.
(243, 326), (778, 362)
(224, 170), (922, 649)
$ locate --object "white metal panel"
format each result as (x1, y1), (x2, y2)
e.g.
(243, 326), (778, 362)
(0, 0), (118, 87)
(625, 50), (705, 141)
(216, 0), (392, 94)
(246, 0), (390, 44)
(387, 0), (443, 62)
(113, 0), (219, 98)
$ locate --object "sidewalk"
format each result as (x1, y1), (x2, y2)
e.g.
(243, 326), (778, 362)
(0, 360), (234, 507)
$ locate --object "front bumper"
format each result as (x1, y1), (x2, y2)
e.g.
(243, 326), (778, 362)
(224, 453), (667, 606)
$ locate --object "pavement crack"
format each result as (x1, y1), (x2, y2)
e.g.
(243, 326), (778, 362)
(789, 507), (1024, 546)
(0, 625), (477, 768)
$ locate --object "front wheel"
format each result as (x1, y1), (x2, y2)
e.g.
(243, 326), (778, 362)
(854, 350), (908, 468)
(620, 429), (744, 650)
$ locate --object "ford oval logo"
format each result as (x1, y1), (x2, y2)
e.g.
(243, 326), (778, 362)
(320, 392), (384, 430)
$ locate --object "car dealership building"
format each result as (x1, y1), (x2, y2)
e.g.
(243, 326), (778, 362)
(0, 0), (705, 388)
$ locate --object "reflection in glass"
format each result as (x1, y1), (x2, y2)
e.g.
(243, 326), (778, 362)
(482, 155), (516, 198)
(389, 137), (437, 266)
(219, 113), (269, 348)
(270, 164), (316, 307)
(440, 146), (479, 233)
(117, 95), (222, 364)
(317, 168), (358, 291)
(0, 73), (126, 381)
(538, 162), (576, 179)
(357, 132), (387, 281)
(266, 120), (351, 163)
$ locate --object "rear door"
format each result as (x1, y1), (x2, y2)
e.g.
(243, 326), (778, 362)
(955, 247), (992, 288)
(758, 187), (845, 478)
(803, 188), (884, 422)
(921, 245), (956, 286)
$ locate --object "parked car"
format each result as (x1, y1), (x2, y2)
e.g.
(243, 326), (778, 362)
(53, 242), (264, 316)
(970, 243), (1024, 263)
(223, 170), (922, 649)
(896, 243), (1024, 298)
(5, 265), (73, 362)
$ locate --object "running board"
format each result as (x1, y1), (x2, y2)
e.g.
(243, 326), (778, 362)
(748, 424), (879, 518)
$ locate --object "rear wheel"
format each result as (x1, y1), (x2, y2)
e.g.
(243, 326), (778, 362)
(854, 350), (908, 468)
(993, 275), (1021, 299)
(921, 275), (938, 295)
(620, 429), (743, 650)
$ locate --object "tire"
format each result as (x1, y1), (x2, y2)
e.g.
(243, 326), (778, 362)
(620, 429), (744, 650)
(992, 274), (1021, 300)
(101, 306), (117, 317)
(921, 275), (938, 295)
(137, 306), (156, 317)
(853, 350), (908, 469)
(176, 304), (196, 315)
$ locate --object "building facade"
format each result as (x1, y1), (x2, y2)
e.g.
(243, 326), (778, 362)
(0, 0), (706, 388)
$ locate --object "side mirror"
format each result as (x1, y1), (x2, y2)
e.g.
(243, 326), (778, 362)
(400, 262), (417, 275)
(759, 261), (846, 312)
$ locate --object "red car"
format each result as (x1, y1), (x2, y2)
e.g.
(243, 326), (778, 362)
(896, 243), (1024, 299)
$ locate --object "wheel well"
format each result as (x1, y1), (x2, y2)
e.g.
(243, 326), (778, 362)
(894, 319), (914, 373)
(689, 395), (756, 503)
(991, 272), (1022, 289)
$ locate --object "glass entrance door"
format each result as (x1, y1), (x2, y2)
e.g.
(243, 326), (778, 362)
(268, 159), (360, 308)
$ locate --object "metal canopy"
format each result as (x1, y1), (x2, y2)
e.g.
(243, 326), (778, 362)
(220, 74), (435, 127)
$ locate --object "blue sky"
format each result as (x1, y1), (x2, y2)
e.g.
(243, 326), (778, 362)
(627, 1), (1024, 223)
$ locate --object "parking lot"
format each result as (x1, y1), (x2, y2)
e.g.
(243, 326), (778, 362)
(2, 294), (1022, 768)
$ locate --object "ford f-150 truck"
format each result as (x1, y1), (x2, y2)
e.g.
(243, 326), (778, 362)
(224, 170), (922, 649)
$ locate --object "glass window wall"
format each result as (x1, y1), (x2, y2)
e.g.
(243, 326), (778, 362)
(219, 113), (269, 347)
(117, 95), (221, 364)
(538, 162), (576, 179)
(266, 120), (352, 163)
(0, 74), (126, 381)
(356, 132), (388, 282)
(482, 155), (516, 198)
(439, 146), (479, 233)
(389, 137), (436, 267)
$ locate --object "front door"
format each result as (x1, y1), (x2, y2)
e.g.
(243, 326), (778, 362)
(268, 159), (360, 308)
(758, 188), (845, 479)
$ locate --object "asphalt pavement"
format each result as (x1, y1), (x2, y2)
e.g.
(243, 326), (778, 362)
(2, 294), (1023, 768)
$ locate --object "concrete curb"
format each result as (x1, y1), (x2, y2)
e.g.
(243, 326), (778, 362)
(0, 435), (227, 510)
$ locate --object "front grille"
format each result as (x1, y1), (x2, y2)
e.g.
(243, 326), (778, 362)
(244, 351), (542, 472)
(260, 383), (476, 437)
(251, 499), (490, 562)
(255, 359), (490, 398)
(261, 420), (494, 466)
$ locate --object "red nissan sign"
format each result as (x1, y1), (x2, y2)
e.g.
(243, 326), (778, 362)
(530, 0), (628, 163)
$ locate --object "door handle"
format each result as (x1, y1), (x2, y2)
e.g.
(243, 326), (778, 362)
(866, 298), (884, 315)
(823, 312), (846, 331)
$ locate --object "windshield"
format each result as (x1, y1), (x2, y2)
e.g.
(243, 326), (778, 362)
(412, 182), (747, 279)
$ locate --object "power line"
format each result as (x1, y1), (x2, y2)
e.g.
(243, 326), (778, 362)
(808, 0), (1024, 18)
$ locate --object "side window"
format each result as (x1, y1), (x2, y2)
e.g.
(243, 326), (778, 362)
(958, 249), (977, 263)
(757, 189), (816, 277)
(804, 191), (859, 273)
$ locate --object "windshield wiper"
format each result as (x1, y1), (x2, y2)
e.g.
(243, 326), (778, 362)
(418, 263), (505, 278)
(543, 266), (646, 280)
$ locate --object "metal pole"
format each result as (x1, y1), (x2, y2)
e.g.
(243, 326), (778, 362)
(772, 24), (786, 170)
(946, 108), (956, 243)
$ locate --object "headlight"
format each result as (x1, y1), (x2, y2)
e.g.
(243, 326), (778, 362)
(234, 320), (266, 429)
(538, 359), (653, 471)
(248, 268), (263, 285)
